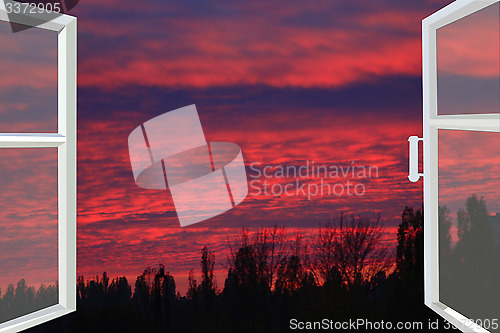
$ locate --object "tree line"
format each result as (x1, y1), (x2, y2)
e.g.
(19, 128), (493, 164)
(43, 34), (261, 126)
(0, 280), (57, 323)
(14, 197), (497, 332)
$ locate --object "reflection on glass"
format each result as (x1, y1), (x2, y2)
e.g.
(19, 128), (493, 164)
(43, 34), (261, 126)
(0, 21), (57, 132)
(437, 2), (499, 115)
(0, 149), (58, 323)
(439, 130), (500, 330)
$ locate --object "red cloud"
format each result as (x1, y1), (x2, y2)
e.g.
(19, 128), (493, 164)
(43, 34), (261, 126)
(75, 2), (433, 89)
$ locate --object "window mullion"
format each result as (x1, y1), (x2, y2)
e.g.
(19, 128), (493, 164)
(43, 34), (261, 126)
(430, 115), (500, 132)
(0, 133), (66, 147)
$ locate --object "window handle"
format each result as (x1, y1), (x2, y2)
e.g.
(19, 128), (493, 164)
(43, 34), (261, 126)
(408, 136), (423, 182)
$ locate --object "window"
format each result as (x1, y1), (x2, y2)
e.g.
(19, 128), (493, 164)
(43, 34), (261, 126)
(0, 4), (76, 332)
(421, 0), (499, 332)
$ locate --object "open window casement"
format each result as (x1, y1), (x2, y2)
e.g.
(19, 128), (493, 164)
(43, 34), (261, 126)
(0, 3), (76, 332)
(410, 0), (500, 332)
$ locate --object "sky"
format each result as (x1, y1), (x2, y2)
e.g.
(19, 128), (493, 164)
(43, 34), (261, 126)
(1, 0), (498, 295)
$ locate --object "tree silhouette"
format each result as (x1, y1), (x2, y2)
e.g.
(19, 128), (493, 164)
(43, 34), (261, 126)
(199, 246), (216, 298)
(442, 194), (497, 323)
(388, 206), (425, 317)
(186, 270), (197, 301)
(228, 226), (288, 291)
(275, 232), (307, 295)
(310, 213), (391, 289)
(438, 205), (452, 262)
(396, 206), (423, 279)
(226, 245), (260, 295)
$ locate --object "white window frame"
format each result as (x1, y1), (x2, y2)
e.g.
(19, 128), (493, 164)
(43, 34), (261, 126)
(423, 0), (500, 332)
(0, 5), (76, 333)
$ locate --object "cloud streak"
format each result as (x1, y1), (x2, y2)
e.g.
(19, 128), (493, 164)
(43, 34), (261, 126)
(74, 0), (453, 89)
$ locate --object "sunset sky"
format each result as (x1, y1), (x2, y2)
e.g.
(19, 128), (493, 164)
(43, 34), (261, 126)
(2, 0), (499, 295)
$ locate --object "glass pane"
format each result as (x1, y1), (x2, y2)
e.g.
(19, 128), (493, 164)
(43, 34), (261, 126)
(437, 2), (499, 115)
(0, 20), (57, 132)
(0, 149), (58, 323)
(438, 130), (500, 329)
